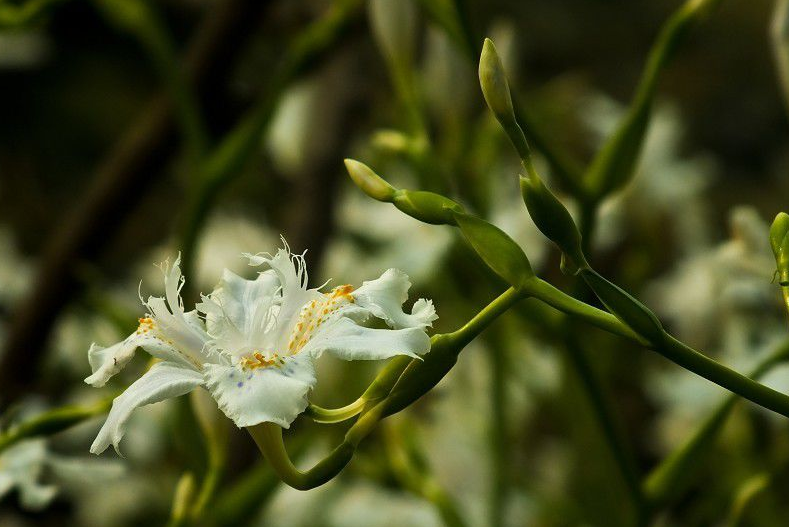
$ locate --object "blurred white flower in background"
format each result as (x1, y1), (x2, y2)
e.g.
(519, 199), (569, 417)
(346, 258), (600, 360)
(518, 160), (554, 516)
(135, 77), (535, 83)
(326, 482), (441, 527)
(647, 206), (781, 352)
(0, 439), (58, 511)
(645, 206), (788, 451)
(0, 31), (49, 69)
(0, 437), (124, 512)
(584, 96), (716, 254)
(323, 190), (454, 285)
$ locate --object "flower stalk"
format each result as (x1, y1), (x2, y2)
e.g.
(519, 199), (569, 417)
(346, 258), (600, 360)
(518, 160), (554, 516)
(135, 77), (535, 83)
(248, 285), (529, 490)
(0, 398), (113, 455)
(306, 355), (412, 424)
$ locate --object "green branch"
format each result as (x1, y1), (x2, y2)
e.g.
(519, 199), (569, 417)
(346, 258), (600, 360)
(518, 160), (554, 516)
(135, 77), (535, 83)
(643, 339), (789, 510)
(0, 397), (112, 454)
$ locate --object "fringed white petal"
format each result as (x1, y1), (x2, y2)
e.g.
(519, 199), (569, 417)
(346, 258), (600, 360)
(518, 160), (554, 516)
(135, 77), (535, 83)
(203, 354), (316, 428)
(351, 268), (438, 329)
(90, 362), (204, 455)
(244, 244), (322, 349)
(143, 255), (211, 363)
(197, 268), (280, 357)
(85, 329), (201, 387)
(300, 316), (431, 361)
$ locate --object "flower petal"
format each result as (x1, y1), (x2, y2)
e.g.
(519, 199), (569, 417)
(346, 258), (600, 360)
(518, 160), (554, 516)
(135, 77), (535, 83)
(143, 255), (211, 361)
(197, 268), (280, 357)
(17, 479), (57, 511)
(90, 362), (204, 455)
(203, 354), (316, 428)
(84, 331), (197, 387)
(351, 268), (437, 329)
(0, 439), (56, 510)
(300, 316), (431, 361)
(244, 244), (322, 350)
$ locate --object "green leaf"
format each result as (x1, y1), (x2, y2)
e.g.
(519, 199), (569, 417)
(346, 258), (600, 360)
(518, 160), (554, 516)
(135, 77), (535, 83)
(453, 212), (533, 286)
(580, 269), (664, 343)
(520, 173), (587, 272)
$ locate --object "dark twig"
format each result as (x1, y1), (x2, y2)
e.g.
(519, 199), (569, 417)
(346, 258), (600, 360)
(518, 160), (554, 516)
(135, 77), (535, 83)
(0, 0), (271, 404)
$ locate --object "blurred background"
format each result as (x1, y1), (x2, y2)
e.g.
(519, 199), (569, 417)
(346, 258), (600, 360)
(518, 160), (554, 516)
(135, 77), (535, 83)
(1, 0), (789, 525)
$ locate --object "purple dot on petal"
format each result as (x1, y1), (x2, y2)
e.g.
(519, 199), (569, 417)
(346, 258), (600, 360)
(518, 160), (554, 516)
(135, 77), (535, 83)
(247, 373), (253, 380)
(237, 382), (244, 388)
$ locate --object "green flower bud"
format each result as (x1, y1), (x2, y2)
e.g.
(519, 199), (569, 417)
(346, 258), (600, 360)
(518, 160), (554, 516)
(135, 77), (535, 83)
(453, 211), (534, 287)
(344, 159), (398, 202)
(519, 173), (588, 273)
(479, 38), (515, 125)
(170, 472), (196, 523)
(580, 269), (664, 344)
(392, 189), (465, 225)
(478, 38), (531, 160)
(770, 212), (789, 286)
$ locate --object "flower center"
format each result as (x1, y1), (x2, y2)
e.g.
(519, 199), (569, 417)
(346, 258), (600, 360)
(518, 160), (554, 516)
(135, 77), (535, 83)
(240, 351), (285, 370)
(136, 317), (155, 335)
(286, 284), (355, 354)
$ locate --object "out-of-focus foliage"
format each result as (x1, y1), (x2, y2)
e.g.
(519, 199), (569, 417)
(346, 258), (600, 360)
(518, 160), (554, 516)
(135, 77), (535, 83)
(2, 0), (789, 526)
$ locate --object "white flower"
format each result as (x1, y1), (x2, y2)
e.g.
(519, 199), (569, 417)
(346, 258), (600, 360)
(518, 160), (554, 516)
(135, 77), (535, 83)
(86, 241), (437, 454)
(0, 438), (123, 511)
(0, 440), (58, 510)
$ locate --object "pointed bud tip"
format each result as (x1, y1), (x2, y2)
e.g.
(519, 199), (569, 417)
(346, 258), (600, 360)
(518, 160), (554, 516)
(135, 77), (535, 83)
(770, 211), (789, 256)
(478, 37), (515, 123)
(344, 159), (397, 202)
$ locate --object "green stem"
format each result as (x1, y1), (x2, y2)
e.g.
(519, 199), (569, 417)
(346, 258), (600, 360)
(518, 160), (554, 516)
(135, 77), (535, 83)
(247, 421), (358, 490)
(725, 472), (771, 527)
(188, 390), (228, 520)
(772, 0), (789, 117)
(94, 0), (208, 160)
(487, 332), (507, 527)
(438, 0), (585, 196)
(657, 335), (789, 418)
(138, 11), (208, 161)
(384, 423), (469, 527)
(0, 397), (112, 454)
(307, 355), (412, 423)
(525, 279), (644, 343)
(166, 472), (196, 527)
(563, 331), (644, 522)
(444, 287), (527, 349)
(249, 287), (527, 490)
(585, 0), (725, 199)
(781, 286), (789, 325)
(644, 339), (789, 511)
(178, 0), (362, 283)
(306, 399), (367, 424)
(527, 277), (789, 420)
